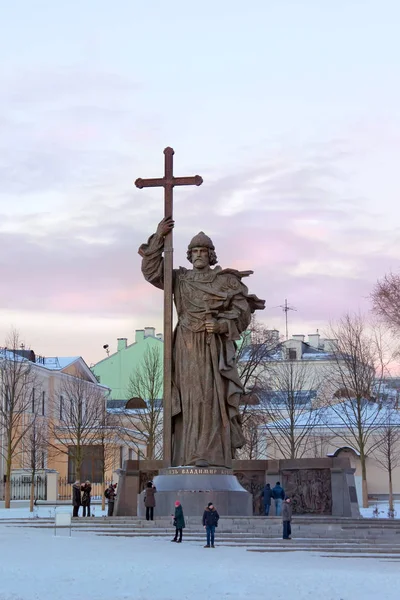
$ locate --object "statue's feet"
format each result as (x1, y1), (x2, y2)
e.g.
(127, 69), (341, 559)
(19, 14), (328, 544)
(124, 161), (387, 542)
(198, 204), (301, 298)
(195, 459), (209, 467)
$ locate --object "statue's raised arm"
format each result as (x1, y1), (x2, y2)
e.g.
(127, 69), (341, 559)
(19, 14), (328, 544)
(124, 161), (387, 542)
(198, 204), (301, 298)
(138, 217), (175, 290)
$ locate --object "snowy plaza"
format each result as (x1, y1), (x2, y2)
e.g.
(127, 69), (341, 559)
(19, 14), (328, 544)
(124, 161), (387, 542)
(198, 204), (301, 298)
(0, 510), (398, 600)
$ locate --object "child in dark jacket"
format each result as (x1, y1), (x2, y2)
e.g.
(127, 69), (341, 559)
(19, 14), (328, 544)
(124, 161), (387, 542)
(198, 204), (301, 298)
(171, 501), (185, 543)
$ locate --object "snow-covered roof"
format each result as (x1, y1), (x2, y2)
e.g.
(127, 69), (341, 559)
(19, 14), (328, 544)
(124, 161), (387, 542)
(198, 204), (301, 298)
(256, 390), (317, 405)
(0, 350), (106, 388)
(263, 400), (400, 430)
(41, 356), (79, 370)
(0, 349), (80, 372)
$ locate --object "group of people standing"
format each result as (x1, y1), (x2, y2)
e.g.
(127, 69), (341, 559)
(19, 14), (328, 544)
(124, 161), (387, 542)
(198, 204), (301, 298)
(72, 480), (92, 517)
(73, 477), (292, 542)
(143, 482), (220, 547)
(72, 481), (117, 517)
(171, 500), (220, 547)
(261, 481), (293, 539)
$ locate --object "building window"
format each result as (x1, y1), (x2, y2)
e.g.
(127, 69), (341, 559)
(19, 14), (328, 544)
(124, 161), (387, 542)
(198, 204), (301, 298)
(59, 396), (63, 421)
(68, 446), (104, 483)
(288, 349), (297, 360)
(120, 447), (124, 469)
(41, 391), (45, 416)
(31, 388), (35, 413)
(41, 452), (46, 469)
(128, 449), (133, 460)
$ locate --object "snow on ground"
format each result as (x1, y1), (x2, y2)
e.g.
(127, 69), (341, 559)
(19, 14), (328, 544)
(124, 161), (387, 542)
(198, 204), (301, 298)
(0, 524), (398, 600)
(0, 503), (107, 519)
(1, 501), (400, 521)
(360, 502), (400, 519)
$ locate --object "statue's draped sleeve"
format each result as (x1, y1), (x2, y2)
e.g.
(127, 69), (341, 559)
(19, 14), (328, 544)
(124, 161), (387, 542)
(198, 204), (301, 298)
(138, 233), (173, 290)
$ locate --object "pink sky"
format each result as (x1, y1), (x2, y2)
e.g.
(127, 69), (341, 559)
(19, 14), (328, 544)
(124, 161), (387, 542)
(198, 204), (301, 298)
(1, 2), (400, 365)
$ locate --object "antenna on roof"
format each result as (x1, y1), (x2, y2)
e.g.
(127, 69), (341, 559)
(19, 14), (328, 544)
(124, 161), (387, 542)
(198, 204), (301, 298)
(272, 299), (297, 340)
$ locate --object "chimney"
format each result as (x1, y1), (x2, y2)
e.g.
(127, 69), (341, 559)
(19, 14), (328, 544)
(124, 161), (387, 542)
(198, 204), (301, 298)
(135, 330), (145, 343)
(292, 335), (305, 342)
(308, 334), (320, 349)
(144, 327), (156, 338)
(117, 338), (127, 352)
(156, 333), (164, 341)
(323, 339), (337, 352)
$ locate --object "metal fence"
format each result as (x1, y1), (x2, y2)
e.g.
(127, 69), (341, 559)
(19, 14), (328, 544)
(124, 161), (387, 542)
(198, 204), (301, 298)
(0, 475), (47, 501)
(58, 477), (112, 501)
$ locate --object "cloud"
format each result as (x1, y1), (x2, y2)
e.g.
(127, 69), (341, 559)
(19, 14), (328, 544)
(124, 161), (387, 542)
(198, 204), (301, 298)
(0, 141), (396, 330)
(0, 66), (399, 361)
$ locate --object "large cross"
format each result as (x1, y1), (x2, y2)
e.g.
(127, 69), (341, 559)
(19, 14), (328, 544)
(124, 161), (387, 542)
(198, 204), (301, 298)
(135, 147), (203, 465)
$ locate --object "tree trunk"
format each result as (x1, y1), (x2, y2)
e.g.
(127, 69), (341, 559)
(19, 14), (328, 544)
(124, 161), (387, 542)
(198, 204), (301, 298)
(29, 475), (35, 513)
(147, 433), (154, 460)
(4, 456), (12, 509)
(75, 461), (81, 483)
(360, 455), (369, 508)
(101, 470), (105, 511)
(388, 468), (394, 513)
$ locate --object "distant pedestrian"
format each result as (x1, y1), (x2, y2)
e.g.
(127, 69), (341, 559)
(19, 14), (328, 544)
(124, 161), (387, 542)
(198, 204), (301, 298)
(282, 497), (293, 540)
(81, 480), (92, 517)
(72, 480), (81, 517)
(105, 483), (117, 517)
(202, 502), (220, 548)
(272, 481), (285, 516)
(261, 483), (273, 516)
(144, 481), (157, 521)
(171, 501), (185, 543)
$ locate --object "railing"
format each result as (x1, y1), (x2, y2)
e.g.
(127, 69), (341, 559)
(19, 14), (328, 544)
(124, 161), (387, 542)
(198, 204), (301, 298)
(57, 477), (112, 501)
(0, 475), (47, 501)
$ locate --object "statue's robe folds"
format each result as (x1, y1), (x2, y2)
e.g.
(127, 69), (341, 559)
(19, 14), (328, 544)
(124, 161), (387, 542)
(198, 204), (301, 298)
(139, 233), (265, 468)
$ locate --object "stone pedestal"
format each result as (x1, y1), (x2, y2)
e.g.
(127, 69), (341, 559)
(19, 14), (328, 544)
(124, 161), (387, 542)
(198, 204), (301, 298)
(137, 466), (253, 517)
(114, 461), (140, 516)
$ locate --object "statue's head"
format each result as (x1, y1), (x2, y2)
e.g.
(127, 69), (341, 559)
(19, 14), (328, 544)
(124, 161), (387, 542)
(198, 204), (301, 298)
(187, 232), (218, 268)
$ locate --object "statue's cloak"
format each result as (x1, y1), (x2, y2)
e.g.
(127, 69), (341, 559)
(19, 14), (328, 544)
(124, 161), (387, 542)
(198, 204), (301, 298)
(139, 233), (265, 467)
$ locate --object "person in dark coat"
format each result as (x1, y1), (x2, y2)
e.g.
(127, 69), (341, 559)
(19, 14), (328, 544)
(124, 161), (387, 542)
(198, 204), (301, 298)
(202, 502), (220, 548)
(72, 481), (81, 517)
(272, 481), (285, 516)
(105, 483), (117, 516)
(282, 497), (293, 540)
(171, 500), (185, 543)
(144, 481), (157, 521)
(81, 480), (92, 517)
(261, 483), (273, 516)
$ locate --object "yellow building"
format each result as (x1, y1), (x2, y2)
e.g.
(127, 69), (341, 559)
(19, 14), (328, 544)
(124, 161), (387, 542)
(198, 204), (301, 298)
(0, 348), (146, 503)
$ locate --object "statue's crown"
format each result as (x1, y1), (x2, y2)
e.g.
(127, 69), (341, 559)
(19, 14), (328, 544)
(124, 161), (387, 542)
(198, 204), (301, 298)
(188, 231), (215, 250)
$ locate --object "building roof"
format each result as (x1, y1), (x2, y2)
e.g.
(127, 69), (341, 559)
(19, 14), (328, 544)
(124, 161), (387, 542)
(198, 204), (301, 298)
(263, 400), (400, 430)
(41, 356), (80, 370)
(0, 349), (107, 388)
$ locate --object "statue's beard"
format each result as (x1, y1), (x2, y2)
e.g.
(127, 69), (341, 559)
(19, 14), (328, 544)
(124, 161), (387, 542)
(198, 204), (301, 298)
(193, 258), (208, 269)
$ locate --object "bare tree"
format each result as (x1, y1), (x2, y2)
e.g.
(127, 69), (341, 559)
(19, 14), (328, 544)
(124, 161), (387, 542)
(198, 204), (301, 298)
(21, 415), (47, 512)
(323, 314), (394, 508)
(372, 273), (400, 332)
(261, 359), (324, 459)
(119, 346), (163, 460)
(372, 405), (400, 514)
(50, 375), (106, 481)
(97, 406), (119, 510)
(236, 317), (281, 459)
(0, 331), (39, 508)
